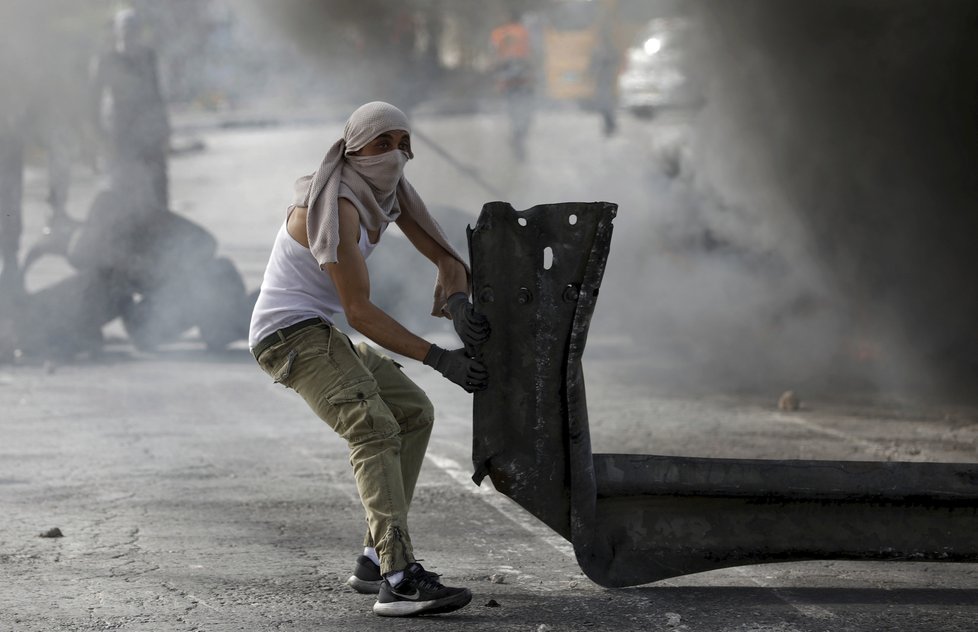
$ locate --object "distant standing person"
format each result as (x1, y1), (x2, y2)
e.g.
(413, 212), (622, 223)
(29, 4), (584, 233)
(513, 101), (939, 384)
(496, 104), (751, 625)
(591, 25), (620, 137)
(0, 28), (30, 297)
(249, 102), (489, 617)
(490, 10), (535, 160)
(0, 108), (25, 296)
(0, 12), (89, 293)
(91, 9), (170, 213)
(2, 101), (79, 277)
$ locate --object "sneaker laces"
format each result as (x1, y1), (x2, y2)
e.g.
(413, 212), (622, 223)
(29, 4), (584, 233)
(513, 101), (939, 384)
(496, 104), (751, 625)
(409, 563), (444, 590)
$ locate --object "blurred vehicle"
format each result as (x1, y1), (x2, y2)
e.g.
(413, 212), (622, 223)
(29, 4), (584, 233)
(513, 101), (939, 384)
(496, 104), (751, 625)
(618, 17), (700, 118)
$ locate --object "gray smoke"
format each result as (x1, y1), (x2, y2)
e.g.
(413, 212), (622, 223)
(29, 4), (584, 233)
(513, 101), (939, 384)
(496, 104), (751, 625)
(236, 0), (978, 401)
(5, 0), (973, 400)
(584, 1), (978, 402)
(235, 0), (549, 110)
(676, 0), (978, 399)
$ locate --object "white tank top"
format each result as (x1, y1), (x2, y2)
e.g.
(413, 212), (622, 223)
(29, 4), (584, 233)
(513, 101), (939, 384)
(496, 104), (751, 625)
(248, 219), (383, 349)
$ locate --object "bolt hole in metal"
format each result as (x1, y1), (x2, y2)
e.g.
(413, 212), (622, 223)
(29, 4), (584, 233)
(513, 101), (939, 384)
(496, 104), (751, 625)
(568, 214), (578, 225)
(517, 217), (528, 227)
(543, 246), (554, 270)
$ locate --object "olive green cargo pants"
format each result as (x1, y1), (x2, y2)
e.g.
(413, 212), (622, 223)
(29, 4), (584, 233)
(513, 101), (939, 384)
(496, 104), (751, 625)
(255, 321), (434, 574)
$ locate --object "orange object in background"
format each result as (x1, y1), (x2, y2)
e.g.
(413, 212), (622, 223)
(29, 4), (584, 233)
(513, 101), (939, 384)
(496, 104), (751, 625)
(491, 21), (532, 61)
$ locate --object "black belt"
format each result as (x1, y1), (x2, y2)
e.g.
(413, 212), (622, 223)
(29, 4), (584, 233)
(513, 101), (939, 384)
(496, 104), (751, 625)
(252, 317), (326, 359)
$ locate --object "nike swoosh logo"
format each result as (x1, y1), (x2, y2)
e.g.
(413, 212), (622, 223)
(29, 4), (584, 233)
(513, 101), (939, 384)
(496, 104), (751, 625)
(391, 588), (421, 600)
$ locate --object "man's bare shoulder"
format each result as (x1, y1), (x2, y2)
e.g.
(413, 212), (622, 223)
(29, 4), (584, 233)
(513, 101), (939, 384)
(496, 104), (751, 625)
(337, 196), (359, 216)
(286, 205), (310, 247)
(336, 198), (365, 241)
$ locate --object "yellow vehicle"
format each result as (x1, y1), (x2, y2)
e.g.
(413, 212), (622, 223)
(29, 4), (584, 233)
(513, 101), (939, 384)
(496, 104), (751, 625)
(543, 24), (598, 101)
(539, 0), (642, 104)
(540, 0), (600, 102)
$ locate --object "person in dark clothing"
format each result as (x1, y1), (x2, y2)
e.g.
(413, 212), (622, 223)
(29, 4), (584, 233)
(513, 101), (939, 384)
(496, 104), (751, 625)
(91, 9), (170, 213)
(591, 24), (620, 137)
(0, 118), (24, 297)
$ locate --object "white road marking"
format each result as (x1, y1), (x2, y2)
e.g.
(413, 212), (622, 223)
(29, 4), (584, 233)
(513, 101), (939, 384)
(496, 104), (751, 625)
(185, 594), (222, 613)
(734, 567), (838, 621)
(424, 451), (576, 561)
(773, 413), (904, 458)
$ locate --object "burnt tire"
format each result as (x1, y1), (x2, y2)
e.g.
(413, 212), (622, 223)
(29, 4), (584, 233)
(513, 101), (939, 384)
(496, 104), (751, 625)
(121, 257), (250, 351)
(121, 285), (196, 351)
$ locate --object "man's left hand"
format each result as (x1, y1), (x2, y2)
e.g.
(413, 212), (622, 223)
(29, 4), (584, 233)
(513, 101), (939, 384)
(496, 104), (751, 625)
(444, 292), (490, 347)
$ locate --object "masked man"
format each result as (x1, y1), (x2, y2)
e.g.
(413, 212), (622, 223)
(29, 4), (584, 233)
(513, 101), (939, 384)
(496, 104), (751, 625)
(249, 102), (489, 617)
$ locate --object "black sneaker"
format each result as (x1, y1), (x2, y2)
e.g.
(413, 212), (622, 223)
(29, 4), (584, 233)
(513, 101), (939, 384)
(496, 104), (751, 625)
(346, 555), (383, 594)
(373, 563), (472, 617)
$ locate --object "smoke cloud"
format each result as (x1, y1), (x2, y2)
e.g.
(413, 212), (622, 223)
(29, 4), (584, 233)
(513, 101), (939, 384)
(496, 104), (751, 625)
(670, 0), (978, 398)
(239, 0), (978, 401)
(2, 1), (974, 403)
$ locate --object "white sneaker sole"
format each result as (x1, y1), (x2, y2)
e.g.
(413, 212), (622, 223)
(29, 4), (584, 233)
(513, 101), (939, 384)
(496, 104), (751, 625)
(373, 589), (472, 617)
(346, 575), (383, 594)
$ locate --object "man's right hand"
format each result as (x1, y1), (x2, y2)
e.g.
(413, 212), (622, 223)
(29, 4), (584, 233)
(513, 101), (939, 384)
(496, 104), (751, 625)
(423, 344), (488, 393)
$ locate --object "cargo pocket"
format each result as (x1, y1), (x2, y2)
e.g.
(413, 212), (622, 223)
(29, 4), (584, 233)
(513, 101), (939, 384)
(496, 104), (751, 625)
(324, 379), (386, 442)
(259, 347), (298, 385)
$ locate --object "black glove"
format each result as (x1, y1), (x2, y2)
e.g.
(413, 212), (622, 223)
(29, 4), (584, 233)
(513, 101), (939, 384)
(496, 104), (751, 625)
(444, 292), (490, 347)
(423, 344), (488, 393)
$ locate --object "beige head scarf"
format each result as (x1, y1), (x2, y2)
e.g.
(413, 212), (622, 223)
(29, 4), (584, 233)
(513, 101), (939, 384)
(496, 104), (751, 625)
(292, 101), (469, 315)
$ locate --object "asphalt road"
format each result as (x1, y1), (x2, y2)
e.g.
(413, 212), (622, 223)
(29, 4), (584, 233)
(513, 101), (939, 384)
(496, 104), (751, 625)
(2, 105), (976, 631)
